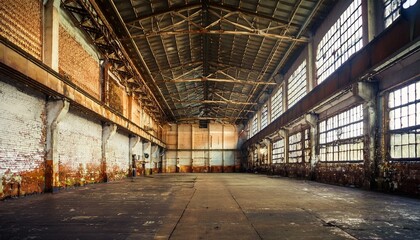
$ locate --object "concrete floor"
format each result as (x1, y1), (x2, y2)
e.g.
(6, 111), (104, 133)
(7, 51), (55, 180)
(1, 174), (420, 240)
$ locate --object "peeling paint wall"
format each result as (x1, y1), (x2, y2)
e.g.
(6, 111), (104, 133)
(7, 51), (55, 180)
(0, 80), (46, 199)
(57, 109), (102, 187)
(106, 130), (130, 181)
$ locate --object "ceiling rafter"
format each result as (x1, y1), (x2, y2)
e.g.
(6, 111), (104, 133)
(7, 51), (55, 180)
(125, 3), (202, 24)
(234, 0), (305, 122)
(208, 3), (301, 29)
(166, 77), (277, 85)
(128, 29), (308, 42)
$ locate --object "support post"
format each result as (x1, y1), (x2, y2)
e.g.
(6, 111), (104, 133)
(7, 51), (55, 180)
(305, 113), (319, 177)
(307, 33), (316, 91)
(151, 144), (159, 173)
(356, 81), (378, 189)
(143, 141), (151, 175)
(129, 136), (140, 177)
(43, 0), (60, 71)
(45, 99), (69, 192)
(102, 123), (117, 182)
(277, 129), (288, 163)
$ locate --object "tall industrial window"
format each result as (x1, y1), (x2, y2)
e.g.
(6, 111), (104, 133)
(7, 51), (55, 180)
(272, 138), (285, 163)
(389, 81), (420, 159)
(271, 86), (283, 121)
(287, 61), (307, 108)
(261, 104), (268, 129)
(289, 132), (302, 163)
(252, 115), (258, 137)
(384, 0), (418, 28)
(316, 0), (363, 84)
(288, 128), (311, 163)
(319, 105), (364, 162)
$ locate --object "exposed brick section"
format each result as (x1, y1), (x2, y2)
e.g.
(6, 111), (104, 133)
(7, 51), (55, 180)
(108, 79), (124, 114)
(58, 25), (100, 99)
(106, 131), (129, 181)
(380, 162), (420, 196)
(0, 0), (42, 60)
(0, 80), (46, 199)
(315, 163), (365, 187)
(57, 109), (102, 188)
(271, 163), (311, 179)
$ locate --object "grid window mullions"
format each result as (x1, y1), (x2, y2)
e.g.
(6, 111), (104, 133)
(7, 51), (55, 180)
(316, 0), (363, 84)
(389, 81), (420, 159)
(319, 105), (364, 162)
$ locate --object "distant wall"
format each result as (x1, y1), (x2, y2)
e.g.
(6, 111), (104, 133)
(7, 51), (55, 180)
(163, 123), (239, 173)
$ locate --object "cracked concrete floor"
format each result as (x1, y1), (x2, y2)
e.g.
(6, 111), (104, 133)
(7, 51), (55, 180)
(1, 173), (420, 240)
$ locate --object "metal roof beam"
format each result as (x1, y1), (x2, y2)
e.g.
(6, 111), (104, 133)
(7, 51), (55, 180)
(208, 3), (300, 29)
(129, 29), (308, 42)
(167, 77), (277, 85)
(125, 2), (202, 24)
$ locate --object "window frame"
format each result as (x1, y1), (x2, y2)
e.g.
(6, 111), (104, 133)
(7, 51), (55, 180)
(386, 80), (420, 161)
(319, 104), (364, 163)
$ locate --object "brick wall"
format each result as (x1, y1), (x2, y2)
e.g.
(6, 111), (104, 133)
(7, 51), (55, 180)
(0, 80), (46, 199)
(106, 130), (129, 181)
(57, 109), (102, 188)
(108, 79), (124, 114)
(0, 0), (42, 60)
(58, 25), (100, 99)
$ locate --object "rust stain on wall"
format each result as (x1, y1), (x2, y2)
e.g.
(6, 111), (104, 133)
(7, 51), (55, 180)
(192, 166), (210, 173)
(210, 166), (223, 173)
(1, 165), (45, 200)
(223, 166), (235, 173)
(180, 166), (192, 173)
(57, 163), (102, 188)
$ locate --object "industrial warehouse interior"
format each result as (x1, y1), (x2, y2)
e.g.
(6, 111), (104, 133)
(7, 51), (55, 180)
(1, 0), (420, 239)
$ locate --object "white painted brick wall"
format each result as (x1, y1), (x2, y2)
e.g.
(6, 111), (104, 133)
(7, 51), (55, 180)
(106, 130), (129, 179)
(0, 80), (46, 193)
(57, 110), (102, 184)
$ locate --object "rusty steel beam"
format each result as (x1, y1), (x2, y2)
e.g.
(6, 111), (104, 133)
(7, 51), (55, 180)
(243, 7), (420, 149)
(125, 2), (202, 24)
(129, 29), (308, 42)
(167, 77), (277, 85)
(208, 3), (300, 30)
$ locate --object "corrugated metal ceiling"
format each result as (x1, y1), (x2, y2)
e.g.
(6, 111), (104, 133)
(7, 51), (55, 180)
(94, 0), (337, 124)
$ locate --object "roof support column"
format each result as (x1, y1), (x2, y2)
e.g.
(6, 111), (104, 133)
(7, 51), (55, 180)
(102, 123), (117, 182)
(45, 99), (69, 192)
(305, 113), (318, 177)
(129, 135), (141, 177)
(43, 0), (60, 71)
(143, 141), (152, 174)
(356, 82), (378, 189)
